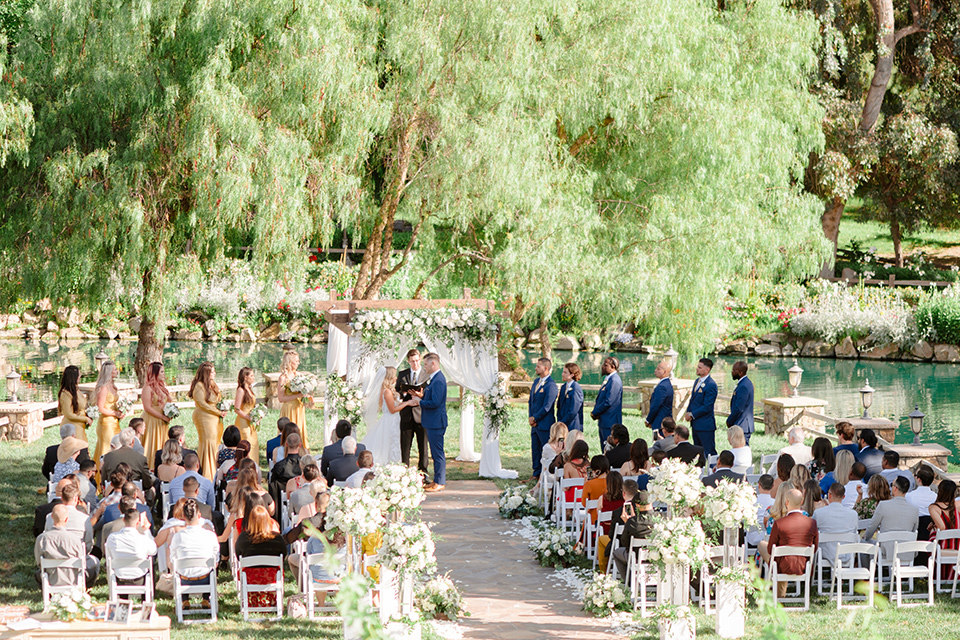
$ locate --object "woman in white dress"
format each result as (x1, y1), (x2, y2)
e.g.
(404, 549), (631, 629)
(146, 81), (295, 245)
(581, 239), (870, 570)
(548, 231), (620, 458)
(363, 367), (417, 466)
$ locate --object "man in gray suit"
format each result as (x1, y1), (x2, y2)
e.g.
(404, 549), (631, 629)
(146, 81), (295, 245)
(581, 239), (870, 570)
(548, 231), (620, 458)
(812, 482), (858, 567)
(863, 476), (919, 562)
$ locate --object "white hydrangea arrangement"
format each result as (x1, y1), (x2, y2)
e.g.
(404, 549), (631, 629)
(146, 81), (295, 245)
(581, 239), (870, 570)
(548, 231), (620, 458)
(368, 463), (425, 516)
(415, 574), (468, 620)
(326, 486), (385, 537)
(325, 375), (364, 426)
(351, 308), (498, 352)
(115, 396), (132, 415)
(498, 485), (539, 519)
(531, 524), (578, 569)
(46, 587), (92, 621)
(582, 572), (630, 616)
(163, 402), (180, 419)
(648, 458), (703, 509)
(378, 522), (436, 579)
(287, 371), (320, 396)
(216, 399), (231, 413)
(85, 405), (100, 421)
(248, 403), (268, 425)
(703, 478), (758, 529)
(484, 375), (510, 437)
(648, 517), (709, 570)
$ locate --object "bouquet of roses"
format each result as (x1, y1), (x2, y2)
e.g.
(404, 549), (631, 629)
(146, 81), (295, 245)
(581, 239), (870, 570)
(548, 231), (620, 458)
(216, 399), (231, 413)
(415, 574), (468, 620)
(115, 396), (132, 415)
(46, 587), (92, 621)
(85, 405), (100, 421)
(703, 478), (758, 529)
(368, 463), (425, 516)
(287, 372), (320, 396)
(378, 521), (436, 579)
(648, 458), (703, 509)
(582, 572), (630, 616)
(326, 486), (385, 537)
(498, 485), (539, 519)
(249, 403), (268, 425)
(531, 523), (579, 569)
(163, 402), (180, 419)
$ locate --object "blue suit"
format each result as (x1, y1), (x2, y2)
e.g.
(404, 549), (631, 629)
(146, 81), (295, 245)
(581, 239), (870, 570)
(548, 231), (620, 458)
(726, 376), (755, 442)
(528, 376), (558, 478)
(688, 376), (718, 457)
(645, 378), (674, 437)
(419, 371), (448, 485)
(591, 372), (623, 447)
(556, 381), (584, 433)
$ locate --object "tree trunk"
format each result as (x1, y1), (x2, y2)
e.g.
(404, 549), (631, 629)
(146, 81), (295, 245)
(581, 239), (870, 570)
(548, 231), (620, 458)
(538, 319), (552, 359)
(890, 217), (904, 267)
(819, 196), (846, 277)
(134, 318), (164, 385)
(133, 262), (166, 385)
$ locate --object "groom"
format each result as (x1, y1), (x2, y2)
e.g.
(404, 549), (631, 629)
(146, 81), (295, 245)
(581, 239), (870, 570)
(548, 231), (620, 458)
(412, 352), (447, 493)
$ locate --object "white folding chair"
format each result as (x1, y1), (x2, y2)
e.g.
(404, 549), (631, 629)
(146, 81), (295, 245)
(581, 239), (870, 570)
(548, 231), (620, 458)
(333, 480), (347, 488)
(744, 474), (761, 486)
(875, 531), (917, 587)
(705, 454), (718, 474)
(857, 519), (872, 532)
(160, 482), (171, 521)
(171, 556), (218, 623)
(590, 511), (612, 569)
(833, 542), (877, 608)
(625, 539), (656, 616)
(46, 481), (57, 502)
(574, 499), (599, 547)
(228, 534), (240, 583)
(759, 454), (778, 474)
(555, 479), (584, 536)
(770, 545), (815, 610)
(816, 532), (858, 594)
(280, 491), (292, 532)
(302, 550), (343, 619)
(606, 523), (625, 577)
(39, 557), (85, 608)
(933, 530), (960, 593)
(890, 540), (935, 607)
(239, 555), (284, 620)
(698, 545), (725, 613)
(106, 554), (154, 603)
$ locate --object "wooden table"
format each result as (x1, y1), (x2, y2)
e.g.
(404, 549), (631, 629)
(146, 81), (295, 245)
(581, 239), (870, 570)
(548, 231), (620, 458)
(0, 615), (170, 640)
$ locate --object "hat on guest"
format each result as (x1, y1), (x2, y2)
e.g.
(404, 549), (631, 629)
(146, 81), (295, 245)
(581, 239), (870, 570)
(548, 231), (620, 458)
(57, 437), (85, 464)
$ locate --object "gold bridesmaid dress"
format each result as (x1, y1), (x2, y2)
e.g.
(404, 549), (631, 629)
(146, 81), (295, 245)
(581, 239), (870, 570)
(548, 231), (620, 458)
(235, 392), (259, 465)
(141, 392), (169, 471)
(94, 390), (120, 467)
(59, 390), (89, 443)
(192, 383), (222, 481)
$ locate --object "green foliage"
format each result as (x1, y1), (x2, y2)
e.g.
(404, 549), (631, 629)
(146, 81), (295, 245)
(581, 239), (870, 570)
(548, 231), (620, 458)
(916, 286), (960, 344)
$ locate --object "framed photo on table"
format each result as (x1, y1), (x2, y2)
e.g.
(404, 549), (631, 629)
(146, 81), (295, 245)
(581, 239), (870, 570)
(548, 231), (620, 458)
(105, 601), (131, 624)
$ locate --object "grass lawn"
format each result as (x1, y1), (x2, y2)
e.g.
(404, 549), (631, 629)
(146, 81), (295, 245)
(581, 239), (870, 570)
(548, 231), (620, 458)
(839, 197), (960, 263)
(4, 403), (959, 639)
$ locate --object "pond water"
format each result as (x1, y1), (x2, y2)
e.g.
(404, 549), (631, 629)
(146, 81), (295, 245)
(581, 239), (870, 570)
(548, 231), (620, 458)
(2, 340), (958, 463)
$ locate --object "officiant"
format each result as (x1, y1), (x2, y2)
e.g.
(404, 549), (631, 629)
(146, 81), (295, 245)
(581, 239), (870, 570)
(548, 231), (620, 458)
(397, 349), (428, 474)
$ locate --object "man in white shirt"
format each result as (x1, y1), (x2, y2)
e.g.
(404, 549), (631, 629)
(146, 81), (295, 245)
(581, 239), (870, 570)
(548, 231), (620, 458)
(169, 453), (216, 507)
(346, 450), (375, 489)
(841, 462), (867, 510)
(812, 482), (858, 567)
(105, 497), (156, 590)
(906, 466), (937, 519)
(878, 450), (916, 492)
(169, 499), (219, 608)
(777, 426), (813, 467)
(44, 483), (94, 553)
(747, 474), (775, 547)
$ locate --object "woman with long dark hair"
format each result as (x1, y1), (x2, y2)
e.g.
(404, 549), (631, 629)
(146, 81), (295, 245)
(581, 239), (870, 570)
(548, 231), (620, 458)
(190, 362), (226, 481)
(234, 367), (259, 463)
(59, 365), (91, 442)
(141, 362), (173, 470)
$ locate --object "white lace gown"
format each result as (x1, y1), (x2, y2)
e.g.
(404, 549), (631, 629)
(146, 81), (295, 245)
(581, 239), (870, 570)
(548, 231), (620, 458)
(363, 397), (402, 466)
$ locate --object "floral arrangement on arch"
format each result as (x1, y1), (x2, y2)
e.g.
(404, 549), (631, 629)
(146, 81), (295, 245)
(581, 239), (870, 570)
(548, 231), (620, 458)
(46, 587), (92, 621)
(530, 523), (579, 569)
(703, 478), (758, 529)
(325, 374), (364, 427)
(326, 486), (385, 537)
(648, 516), (709, 571)
(350, 307), (498, 353)
(484, 375), (510, 437)
(648, 458), (703, 510)
(378, 521), (436, 580)
(415, 574), (469, 620)
(498, 485), (539, 519)
(582, 572), (630, 616)
(368, 463), (425, 517)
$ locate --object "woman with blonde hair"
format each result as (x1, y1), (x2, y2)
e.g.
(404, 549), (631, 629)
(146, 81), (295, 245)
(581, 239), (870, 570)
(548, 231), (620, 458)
(141, 362), (173, 470)
(190, 362), (226, 481)
(726, 426), (752, 470)
(819, 449), (856, 497)
(277, 349), (310, 451)
(156, 439), (186, 483)
(233, 367), (260, 463)
(789, 463), (810, 489)
(362, 366), (417, 465)
(94, 362), (126, 466)
(59, 365), (92, 443)
(531, 422), (568, 497)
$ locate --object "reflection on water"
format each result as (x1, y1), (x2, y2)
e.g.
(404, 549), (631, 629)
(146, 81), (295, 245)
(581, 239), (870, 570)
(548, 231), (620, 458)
(1, 340), (958, 464)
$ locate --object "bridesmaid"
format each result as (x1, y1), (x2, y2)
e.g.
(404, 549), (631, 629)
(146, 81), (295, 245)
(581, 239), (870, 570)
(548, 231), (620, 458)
(141, 362), (173, 470)
(94, 362), (125, 467)
(277, 350), (309, 451)
(234, 367), (259, 464)
(190, 362), (226, 481)
(58, 365), (92, 443)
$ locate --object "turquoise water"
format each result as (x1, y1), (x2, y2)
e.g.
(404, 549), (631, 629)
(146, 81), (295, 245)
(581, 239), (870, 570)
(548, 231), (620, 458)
(2, 340), (958, 463)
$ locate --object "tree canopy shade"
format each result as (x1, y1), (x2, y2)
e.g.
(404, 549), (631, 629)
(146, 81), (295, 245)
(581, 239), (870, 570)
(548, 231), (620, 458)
(0, 0), (829, 358)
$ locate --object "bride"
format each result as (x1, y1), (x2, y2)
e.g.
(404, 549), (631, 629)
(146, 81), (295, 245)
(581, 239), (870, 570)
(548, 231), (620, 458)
(362, 366), (417, 466)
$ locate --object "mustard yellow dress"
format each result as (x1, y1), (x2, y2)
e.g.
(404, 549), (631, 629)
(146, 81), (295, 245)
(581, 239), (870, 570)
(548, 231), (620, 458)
(279, 373), (308, 451)
(235, 390), (259, 465)
(94, 389), (120, 467)
(192, 383), (223, 482)
(59, 390), (89, 443)
(141, 390), (170, 471)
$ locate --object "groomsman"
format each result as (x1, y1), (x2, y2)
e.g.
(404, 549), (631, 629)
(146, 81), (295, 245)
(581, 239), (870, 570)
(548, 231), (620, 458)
(412, 353), (448, 492)
(528, 358), (558, 481)
(645, 359), (674, 440)
(684, 358), (718, 457)
(591, 356), (623, 448)
(397, 349), (428, 474)
(726, 361), (755, 444)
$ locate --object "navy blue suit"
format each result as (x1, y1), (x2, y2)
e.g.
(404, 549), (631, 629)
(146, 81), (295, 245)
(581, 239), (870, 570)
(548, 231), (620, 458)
(726, 376), (755, 443)
(528, 376), (558, 478)
(556, 381), (584, 432)
(591, 372), (623, 447)
(687, 376), (718, 457)
(645, 378), (673, 438)
(419, 371), (448, 485)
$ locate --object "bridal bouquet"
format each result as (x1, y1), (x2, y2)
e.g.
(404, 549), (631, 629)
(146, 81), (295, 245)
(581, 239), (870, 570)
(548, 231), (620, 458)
(216, 399), (231, 413)
(248, 403), (268, 425)
(115, 396), (132, 415)
(287, 372), (320, 396)
(648, 458), (703, 509)
(703, 478), (758, 529)
(582, 572), (630, 616)
(326, 486), (385, 537)
(415, 574), (468, 620)
(378, 522), (436, 579)
(648, 517), (709, 570)
(531, 523), (578, 569)
(163, 402), (180, 419)
(498, 485), (539, 519)
(46, 587), (93, 621)
(368, 463), (425, 516)
(85, 406), (100, 421)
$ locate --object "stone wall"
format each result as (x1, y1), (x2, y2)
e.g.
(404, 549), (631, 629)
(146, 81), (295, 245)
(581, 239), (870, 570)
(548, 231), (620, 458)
(713, 333), (954, 363)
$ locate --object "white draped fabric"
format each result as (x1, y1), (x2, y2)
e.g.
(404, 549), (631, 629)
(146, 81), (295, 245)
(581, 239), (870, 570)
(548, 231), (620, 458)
(326, 322), (349, 376)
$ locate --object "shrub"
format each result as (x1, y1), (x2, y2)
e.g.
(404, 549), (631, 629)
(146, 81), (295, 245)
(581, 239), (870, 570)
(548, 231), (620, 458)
(915, 285), (960, 344)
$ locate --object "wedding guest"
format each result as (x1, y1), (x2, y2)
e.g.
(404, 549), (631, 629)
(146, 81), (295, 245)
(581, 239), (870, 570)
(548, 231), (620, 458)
(684, 358), (718, 457)
(598, 478), (637, 571)
(649, 418), (677, 455)
(286, 492), (330, 580)
(746, 475), (775, 547)
(528, 357), (558, 482)
(581, 456), (611, 524)
(320, 420), (366, 478)
(726, 426), (752, 471)
(760, 489), (818, 596)
(808, 437), (835, 483)
(110, 418), (146, 455)
(233, 367), (260, 463)
(140, 362), (173, 470)
(154, 425), (198, 473)
(771, 454), (795, 497)
(556, 363), (584, 433)
(288, 464), (324, 521)
(169, 453), (216, 508)
(549, 429), (583, 476)
(156, 440), (186, 484)
(218, 425), (242, 469)
(833, 421), (858, 456)
(277, 349), (310, 451)
(819, 449), (855, 498)
(273, 422), (308, 466)
(777, 427), (812, 467)
(231, 466), (274, 516)
(76, 461), (98, 508)
(843, 462), (867, 510)
(645, 360), (673, 439)
(611, 489), (654, 578)
(856, 429), (883, 481)
(104, 499), (156, 592)
(864, 477), (918, 561)
(907, 466), (937, 524)
(102, 428), (154, 492)
(802, 479), (827, 514)
(35, 504), (98, 588)
(666, 425), (705, 467)
(52, 437), (86, 486)
(235, 505), (285, 609)
(43, 483), (94, 557)
(346, 451), (375, 488)
(928, 479), (959, 540)
(591, 357), (623, 448)
(94, 362), (125, 469)
(604, 424), (631, 470)
(812, 483), (858, 567)
(726, 361), (754, 443)
(217, 440), (252, 484)
(535, 422), (568, 492)
(855, 474), (891, 520)
(789, 463), (810, 490)
(271, 432), (305, 511)
(597, 471), (624, 535)
(763, 481), (795, 533)
(266, 417), (292, 468)
(58, 366), (92, 443)
(619, 438), (649, 478)
(701, 450), (744, 487)
(325, 435), (358, 485)
(169, 499), (220, 609)
(562, 440), (590, 502)
(284, 455), (317, 496)
(190, 362), (226, 482)
(878, 451), (915, 492)
(43, 424), (90, 481)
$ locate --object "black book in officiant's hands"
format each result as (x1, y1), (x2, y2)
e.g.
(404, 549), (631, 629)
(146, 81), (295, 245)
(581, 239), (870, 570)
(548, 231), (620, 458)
(399, 382), (427, 393)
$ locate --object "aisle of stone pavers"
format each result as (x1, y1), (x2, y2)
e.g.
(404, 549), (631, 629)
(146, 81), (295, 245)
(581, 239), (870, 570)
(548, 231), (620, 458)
(422, 480), (635, 640)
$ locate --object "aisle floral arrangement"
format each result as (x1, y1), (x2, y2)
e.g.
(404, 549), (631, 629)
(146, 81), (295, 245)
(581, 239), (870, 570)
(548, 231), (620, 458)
(326, 486), (385, 537)
(498, 485), (540, 519)
(702, 478), (758, 529)
(531, 524), (579, 569)
(648, 517), (709, 570)
(379, 522), (437, 580)
(415, 574), (469, 620)
(582, 572), (630, 616)
(368, 463), (426, 517)
(325, 374), (364, 426)
(648, 458), (703, 509)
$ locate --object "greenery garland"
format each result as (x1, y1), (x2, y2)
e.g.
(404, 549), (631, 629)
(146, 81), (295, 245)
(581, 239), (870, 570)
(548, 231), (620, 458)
(325, 374), (365, 427)
(350, 307), (498, 353)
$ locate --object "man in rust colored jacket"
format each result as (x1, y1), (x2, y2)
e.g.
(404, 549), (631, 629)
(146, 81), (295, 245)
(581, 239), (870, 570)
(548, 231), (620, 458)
(760, 488), (818, 596)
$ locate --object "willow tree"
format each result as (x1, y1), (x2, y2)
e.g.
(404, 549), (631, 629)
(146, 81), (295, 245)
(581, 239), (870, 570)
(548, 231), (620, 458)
(0, 0), (376, 380)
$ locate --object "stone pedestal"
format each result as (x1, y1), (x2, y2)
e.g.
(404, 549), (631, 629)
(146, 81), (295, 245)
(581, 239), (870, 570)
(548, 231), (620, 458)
(884, 442), (950, 472)
(77, 382), (137, 405)
(761, 396), (828, 436)
(846, 417), (898, 444)
(263, 373), (281, 409)
(0, 402), (46, 442)
(638, 379), (696, 420)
